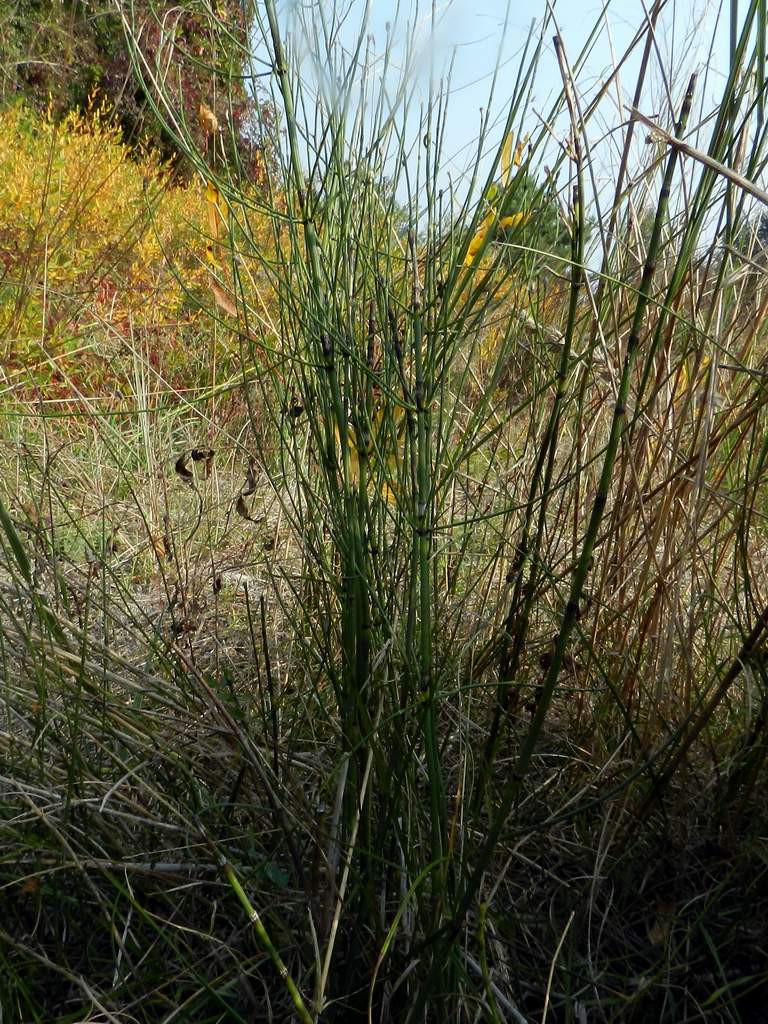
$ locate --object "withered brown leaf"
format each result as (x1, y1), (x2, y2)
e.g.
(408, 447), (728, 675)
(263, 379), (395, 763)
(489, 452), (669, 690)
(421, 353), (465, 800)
(242, 459), (258, 496)
(191, 448), (215, 478)
(175, 454), (193, 482)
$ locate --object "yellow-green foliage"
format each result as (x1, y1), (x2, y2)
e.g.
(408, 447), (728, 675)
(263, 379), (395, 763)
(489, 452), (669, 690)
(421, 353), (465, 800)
(0, 102), (236, 389)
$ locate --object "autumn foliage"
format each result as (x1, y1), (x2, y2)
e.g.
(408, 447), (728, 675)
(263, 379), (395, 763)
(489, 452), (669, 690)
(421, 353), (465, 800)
(0, 101), (276, 398)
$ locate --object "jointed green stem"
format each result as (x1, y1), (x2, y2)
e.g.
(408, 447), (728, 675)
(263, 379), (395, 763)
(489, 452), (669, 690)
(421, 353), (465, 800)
(220, 856), (313, 1024)
(415, 74), (697, 1013)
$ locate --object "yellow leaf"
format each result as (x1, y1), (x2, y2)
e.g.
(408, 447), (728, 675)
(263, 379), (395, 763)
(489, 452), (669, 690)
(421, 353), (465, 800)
(380, 450), (402, 506)
(464, 214), (496, 266)
(205, 179), (228, 241)
(333, 420), (406, 505)
(463, 211), (528, 267)
(333, 423), (360, 487)
(501, 133), (528, 185)
(501, 133), (513, 186)
(498, 212), (530, 232)
(673, 360), (689, 408)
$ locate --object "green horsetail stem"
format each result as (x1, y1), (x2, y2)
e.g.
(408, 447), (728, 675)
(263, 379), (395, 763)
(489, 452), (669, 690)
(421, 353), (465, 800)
(219, 856), (313, 1024)
(481, 34), (588, 791)
(410, 229), (447, 913)
(415, 73), (697, 1015)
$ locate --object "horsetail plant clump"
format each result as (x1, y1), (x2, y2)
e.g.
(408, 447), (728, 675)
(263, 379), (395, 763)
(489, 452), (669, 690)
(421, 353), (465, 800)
(3, 0), (768, 1020)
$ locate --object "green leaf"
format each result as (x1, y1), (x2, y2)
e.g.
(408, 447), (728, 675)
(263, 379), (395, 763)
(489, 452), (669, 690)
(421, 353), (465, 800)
(0, 496), (32, 584)
(483, 182), (499, 205)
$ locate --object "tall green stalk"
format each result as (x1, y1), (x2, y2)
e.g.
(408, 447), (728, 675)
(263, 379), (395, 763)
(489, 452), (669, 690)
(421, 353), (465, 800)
(480, 34), (587, 790)
(415, 73), (698, 1013)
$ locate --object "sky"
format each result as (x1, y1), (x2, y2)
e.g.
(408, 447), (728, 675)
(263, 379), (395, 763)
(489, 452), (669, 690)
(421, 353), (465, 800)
(254, 1), (737, 219)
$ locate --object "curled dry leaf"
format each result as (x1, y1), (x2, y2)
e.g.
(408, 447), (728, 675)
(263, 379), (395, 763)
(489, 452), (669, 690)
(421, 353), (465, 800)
(211, 282), (238, 317)
(190, 448), (215, 478)
(151, 534), (168, 560)
(176, 449), (215, 483)
(175, 453), (193, 482)
(242, 459), (258, 496)
(236, 494), (260, 522)
(198, 103), (219, 135)
(647, 898), (676, 945)
(234, 459), (262, 522)
(172, 616), (199, 637)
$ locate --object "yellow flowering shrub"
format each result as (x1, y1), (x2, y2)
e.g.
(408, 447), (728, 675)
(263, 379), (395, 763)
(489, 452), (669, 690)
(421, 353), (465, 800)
(0, 101), (277, 395)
